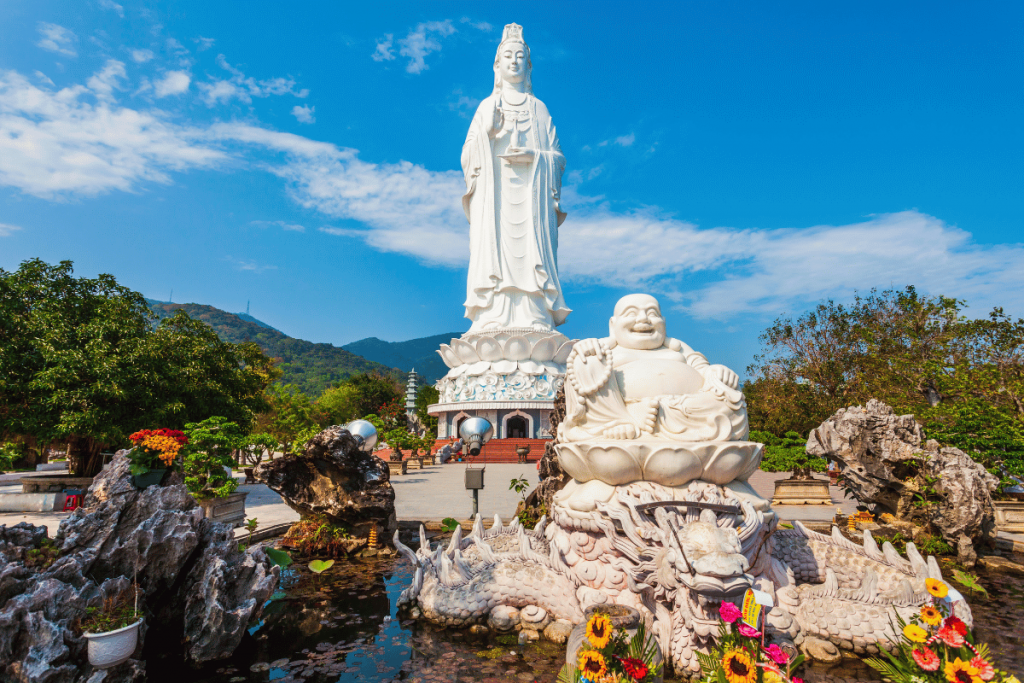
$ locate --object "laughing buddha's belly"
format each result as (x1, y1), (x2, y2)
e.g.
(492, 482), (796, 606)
(614, 359), (705, 400)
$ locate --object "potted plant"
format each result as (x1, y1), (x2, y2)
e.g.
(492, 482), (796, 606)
(79, 585), (143, 669)
(126, 429), (188, 489)
(181, 417), (248, 527)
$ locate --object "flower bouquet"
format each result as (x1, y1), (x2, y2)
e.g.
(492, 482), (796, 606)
(127, 428), (187, 478)
(697, 601), (805, 683)
(558, 610), (663, 683)
(866, 578), (1018, 683)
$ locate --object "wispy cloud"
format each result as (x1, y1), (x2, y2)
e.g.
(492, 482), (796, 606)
(0, 223), (22, 237)
(197, 54), (308, 106)
(459, 18), (492, 32)
(225, 256), (277, 273)
(153, 70), (190, 97)
(0, 68), (224, 198)
(251, 220), (305, 232)
(131, 49), (154, 63)
(291, 104), (315, 124)
(86, 60), (126, 101)
(36, 23), (77, 57)
(97, 0), (124, 17)
(399, 20), (456, 74)
(371, 35), (395, 62)
(614, 133), (635, 147)
(195, 36), (215, 52)
(448, 89), (479, 118)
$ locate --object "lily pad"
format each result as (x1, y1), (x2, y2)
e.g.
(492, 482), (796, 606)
(265, 547), (293, 568)
(308, 559), (335, 574)
(441, 517), (460, 532)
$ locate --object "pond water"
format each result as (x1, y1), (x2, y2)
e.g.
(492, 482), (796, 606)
(147, 546), (1024, 683)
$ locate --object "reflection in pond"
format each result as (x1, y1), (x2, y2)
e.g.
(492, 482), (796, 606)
(147, 547), (1024, 683)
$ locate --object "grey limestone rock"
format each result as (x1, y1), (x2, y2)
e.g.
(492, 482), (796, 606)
(807, 399), (998, 564)
(255, 425), (397, 536)
(0, 452), (278, 682)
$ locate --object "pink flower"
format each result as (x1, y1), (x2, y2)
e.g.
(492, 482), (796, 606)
(971, 656), (996, 681)
(738, 624), (761, 638)
(937, 624), (965, 648)
(719, 601), (742, 624)
(764, 643), (789, 665)
(792, 679), (803, 683)
(911, 646), (940, 672)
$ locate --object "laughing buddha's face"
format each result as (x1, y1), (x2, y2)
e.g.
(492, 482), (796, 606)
(610, 294), (666, 350)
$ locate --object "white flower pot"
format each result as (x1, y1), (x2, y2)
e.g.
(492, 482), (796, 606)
(84, 619), (142, 669)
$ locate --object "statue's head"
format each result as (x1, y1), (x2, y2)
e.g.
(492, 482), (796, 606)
(609, 294), (666, 350)
(493, 23), (532, 93)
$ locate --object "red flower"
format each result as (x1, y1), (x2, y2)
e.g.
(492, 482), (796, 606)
(764, 643), (789, 666)
(944, 615), (968, 636)
(937, 624), (966, 648)
(738, 624), (761, 638)
(618, 656), (649, 681)
(911, 646), (940, 672)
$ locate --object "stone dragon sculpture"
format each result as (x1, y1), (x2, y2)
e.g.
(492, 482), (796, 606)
(395, 481), (972, 678)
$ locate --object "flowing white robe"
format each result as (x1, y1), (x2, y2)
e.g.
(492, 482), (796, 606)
(461, 92), (570, 331)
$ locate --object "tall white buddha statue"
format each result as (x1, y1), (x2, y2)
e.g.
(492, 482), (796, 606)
(555, 294), (762, 495)
(461, 23), (570, 332)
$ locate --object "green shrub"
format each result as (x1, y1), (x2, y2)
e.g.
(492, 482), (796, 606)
(749, 430), (826, 477)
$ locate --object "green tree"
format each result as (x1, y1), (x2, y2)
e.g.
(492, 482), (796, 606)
(0, 259), (273, 476)
(255, 384), (320, 455)
(316, 383), (361, 426)
(339, 372), (402, 420)
(415, 384), (439, 433)
(181, 416), (243, 498)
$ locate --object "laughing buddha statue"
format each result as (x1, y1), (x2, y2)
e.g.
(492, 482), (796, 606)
(554, 294), (763, 509)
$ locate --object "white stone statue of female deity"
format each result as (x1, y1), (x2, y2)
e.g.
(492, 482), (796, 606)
(461, 23), (571, 332)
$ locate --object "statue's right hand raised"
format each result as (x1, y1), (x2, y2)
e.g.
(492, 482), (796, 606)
(486, 103), (504, 139)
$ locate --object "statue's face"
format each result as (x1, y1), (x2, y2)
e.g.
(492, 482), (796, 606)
(498, 42), (527, 84)
(610, 294), (666, 350)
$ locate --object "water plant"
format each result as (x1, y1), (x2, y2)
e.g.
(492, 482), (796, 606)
(264, 547), (293, 568)
(287, 515), (353, 558)
(308, 559), (334, 574)
(440, 517), (460, 533)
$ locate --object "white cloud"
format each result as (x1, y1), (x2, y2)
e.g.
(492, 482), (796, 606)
(153, 70), (191, 97)
(0, 222), (21, 237)
(36, 23), (77, 57)
(33, 71), (55, 86)
(614, 133), (635, 147)
(448, 89), (479, 118)
(98, 0), (124, 17)
(0, 69), (225, 198)
(197, 55), (308, 106)
(459, 18), (493, 31)
(291, 104), (315, 124)
(195, 37), (215, 52)
(225, 256), (277, 273)
(166, 38), (189, 57)
(131, 49), (154, 63)
(251, 220), (305, 232)
(396, 20), (456, 74)
(371, 35), (395, 62)
(86, 60), (126, 101)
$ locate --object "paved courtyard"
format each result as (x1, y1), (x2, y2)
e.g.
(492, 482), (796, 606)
(0, 463), (861, 539)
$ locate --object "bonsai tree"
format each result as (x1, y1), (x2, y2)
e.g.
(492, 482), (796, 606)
(750, 430), (826, 480)
(240, 432), (279, 467)
(181, 416), (243, 499)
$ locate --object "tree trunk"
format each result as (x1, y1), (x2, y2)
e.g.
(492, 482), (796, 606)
(69, 436), (104, 477)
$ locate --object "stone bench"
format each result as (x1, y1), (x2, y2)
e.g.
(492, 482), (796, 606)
(18, 475), (94, 494)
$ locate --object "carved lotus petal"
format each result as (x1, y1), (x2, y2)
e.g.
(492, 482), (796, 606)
(476, 336), (503, 362)
(447, 364), (470, 378)
(438, 344), (461, 368)
(553, 340), (575, 364)
(493, 332), (511, 344)
(518, 359), (544, 375)
(539, 360), (563, 375)
(530, 337), (557, 362)
(466, 360), (492, 375)
(490, 359), (516, 374)
(504, 335), (531, 361)
(451, 338), (481, 364)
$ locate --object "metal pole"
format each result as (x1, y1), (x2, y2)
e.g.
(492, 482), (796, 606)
(472, 489), (479, 517)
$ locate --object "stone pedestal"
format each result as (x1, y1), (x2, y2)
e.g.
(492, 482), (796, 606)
(993, 501), (1024, 533)
(195, 491), (248, 528)
(387, 460), (408, 477)
(771, 477), (833, 505)
(407, 457), (422, 470)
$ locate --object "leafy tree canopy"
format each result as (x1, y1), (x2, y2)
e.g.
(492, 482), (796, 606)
(0, 259), (274, 476)
(415, 384), (439, 433)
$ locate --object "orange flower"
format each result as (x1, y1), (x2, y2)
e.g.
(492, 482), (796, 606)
(920, 605), (942, 626)
(912, 646), (940, 672)
(927, 578), (949, 599)
(944, 657), (982, 683)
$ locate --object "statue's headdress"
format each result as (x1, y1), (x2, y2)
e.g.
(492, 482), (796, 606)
(493, 23), (532, 94)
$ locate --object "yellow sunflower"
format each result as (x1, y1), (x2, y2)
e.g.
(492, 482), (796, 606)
(920, 604), (943, 626)
(943, 657), (982, 683)
(721, 649), (757, 683)
(578, 650), (608, 679)
(903, 624), (929, 643)
(926, 578), (949, 599)
(585, 613), (613, 648)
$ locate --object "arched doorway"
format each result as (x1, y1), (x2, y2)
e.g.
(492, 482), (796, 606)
(507, 416), (528, 439)
(454, 415), (469, 440)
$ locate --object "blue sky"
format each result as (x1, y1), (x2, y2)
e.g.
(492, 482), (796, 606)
(1, 1), (1022, 377)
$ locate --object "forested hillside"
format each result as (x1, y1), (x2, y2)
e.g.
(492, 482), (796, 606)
(147, 301), (401, 396)
(342, 332), (460, 383)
